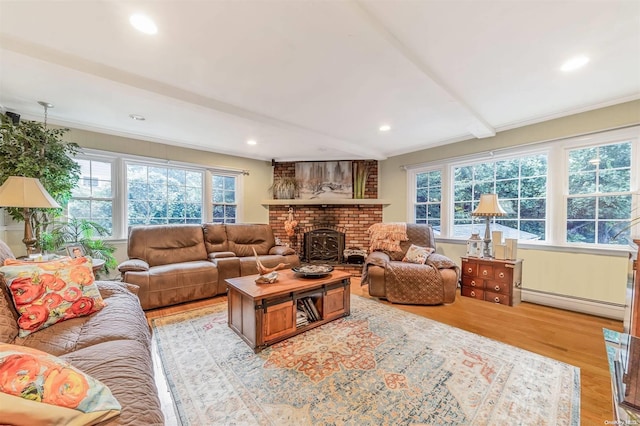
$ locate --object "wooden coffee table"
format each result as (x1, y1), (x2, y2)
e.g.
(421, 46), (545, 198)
(225, 269), (351, 352)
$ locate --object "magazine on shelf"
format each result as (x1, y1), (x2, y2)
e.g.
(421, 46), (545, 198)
(306, 297), (321, 321)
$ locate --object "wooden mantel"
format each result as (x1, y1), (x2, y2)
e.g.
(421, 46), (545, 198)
(261, 199), (390, 206)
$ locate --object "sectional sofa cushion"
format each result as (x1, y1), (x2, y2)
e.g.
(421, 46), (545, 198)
(128, 224), (208, 267)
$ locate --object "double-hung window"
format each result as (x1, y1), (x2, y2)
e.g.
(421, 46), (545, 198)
(413, 169), (442, 232)
(126, 163), (204, 226)
(68, 158), (114, 235)
(452, 153), (548, 240)
(566, 140), (633, 245)
(211, 174), (237, 223)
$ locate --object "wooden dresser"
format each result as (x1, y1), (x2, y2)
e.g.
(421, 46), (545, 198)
(460, 257), (522, 306)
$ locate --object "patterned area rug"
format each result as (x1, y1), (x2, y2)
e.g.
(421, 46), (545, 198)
(152, 295), (580, 425)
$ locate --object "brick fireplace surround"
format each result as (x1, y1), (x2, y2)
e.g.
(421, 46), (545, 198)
(267, 161), (382, 275)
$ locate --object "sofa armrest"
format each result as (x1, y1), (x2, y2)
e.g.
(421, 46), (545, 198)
(118, 259), (149, 273)
(96, 280), (141, 297)
(269, 246), (295, 256)
(208, 251), (237, 260)
(364, 250), (391, 268)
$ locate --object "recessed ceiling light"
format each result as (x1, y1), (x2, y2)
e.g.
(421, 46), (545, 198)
(247, 139), (257, 145)
(130, 13), (157, 35)
(560, 55), (589, 72)
(129, 114), (146, 121)
(379, 124), (391, 132)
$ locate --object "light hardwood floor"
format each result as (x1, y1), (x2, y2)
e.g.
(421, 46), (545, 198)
(146, 278), (623, 426)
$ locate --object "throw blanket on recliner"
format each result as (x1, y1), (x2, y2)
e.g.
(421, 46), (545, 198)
(362, 253), (460, 304)
(368, 222), (408, 253)
(385, 260), (444, 304)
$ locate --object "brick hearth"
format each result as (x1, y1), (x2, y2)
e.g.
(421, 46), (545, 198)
(268, 161), (382, 273)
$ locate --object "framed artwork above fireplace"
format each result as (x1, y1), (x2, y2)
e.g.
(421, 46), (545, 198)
(295, 161), (352, 199)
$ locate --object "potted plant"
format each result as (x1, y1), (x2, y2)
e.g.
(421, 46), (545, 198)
(0, 113), (81, 247)
(269, 177), (300, 199)
(40, 217), (117, 277)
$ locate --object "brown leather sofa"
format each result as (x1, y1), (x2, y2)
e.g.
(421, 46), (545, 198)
(362, 223), (460, 305)
(0, 240), (163, 425)
(118, 223), (300, 310)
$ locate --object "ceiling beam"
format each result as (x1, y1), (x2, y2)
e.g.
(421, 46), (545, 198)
(353, 1), (496, 139)
(0, 34), (388, 160)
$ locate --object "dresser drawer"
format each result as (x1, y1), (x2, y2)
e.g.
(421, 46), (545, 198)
(493, 266), (511, 283)
(462, 261), (477, 277)
(461, 287), (484, 300)
(478, 264), (494, 279)
(485, 281), (510, 295)
(462, 276), (483, 289)
(484, 291), (510, 305)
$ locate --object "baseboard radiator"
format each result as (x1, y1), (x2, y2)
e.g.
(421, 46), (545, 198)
(522, 288), (624, 321)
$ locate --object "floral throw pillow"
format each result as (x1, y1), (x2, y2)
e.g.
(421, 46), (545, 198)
(0, 257), (105, 337)
(0, 343), (121, 424)
(402, 244), (435, 265)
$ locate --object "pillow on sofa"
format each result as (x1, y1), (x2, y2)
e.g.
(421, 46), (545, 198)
(0, 343), (121, 425)
(0, 257), (106, 337)
(402, 244), (435, 265)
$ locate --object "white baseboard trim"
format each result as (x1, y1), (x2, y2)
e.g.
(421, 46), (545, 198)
(521, 289), (624, 321)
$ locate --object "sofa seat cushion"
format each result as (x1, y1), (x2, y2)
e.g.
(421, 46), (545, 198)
(125, 261), (219, 310)
(61, 339), (163, 426)
(0, 343), (121, 426)
(13, 281), (150, 357)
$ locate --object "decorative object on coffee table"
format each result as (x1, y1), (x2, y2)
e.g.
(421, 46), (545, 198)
(252, 247), (288, 283)
(292, 264), (334, 278)
(255, 271), (279, 284)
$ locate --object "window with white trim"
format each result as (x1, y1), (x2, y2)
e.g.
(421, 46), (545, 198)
(452, 153), (548, 240)
(413, 169), (442, 232)
(69, 158), (114, 235)
(212, 174), (237, 223)
(126, 163), (204, 226)
(407, 126), (638, 248)
(566, 140), (633, 245)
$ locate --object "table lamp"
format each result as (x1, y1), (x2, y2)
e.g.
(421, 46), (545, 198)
(472, 193), (507, 258)
(0, 176), (61, 255)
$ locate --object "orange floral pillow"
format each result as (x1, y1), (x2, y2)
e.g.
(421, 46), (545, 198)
(0, 343), (120, 424)
(0, 257), (105, 337)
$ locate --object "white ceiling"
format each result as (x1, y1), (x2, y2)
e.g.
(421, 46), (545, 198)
(1, 1), (639, 162)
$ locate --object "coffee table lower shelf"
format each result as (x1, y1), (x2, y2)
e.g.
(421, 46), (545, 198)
(225, 270), (351, 352)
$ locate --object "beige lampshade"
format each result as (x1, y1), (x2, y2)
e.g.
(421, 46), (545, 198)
(0, 176), (61, 209)
(472, 193), (507, 217)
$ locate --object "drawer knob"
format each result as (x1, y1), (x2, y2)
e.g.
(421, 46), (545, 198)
(470, 291), (476, 297)
(499, 272), (505, 278)
(494, 297), (500, 303)
(467, 267), (472, 273)
(494, 285), (500, 291)
(470, 280), (476, 287)
(482, 270), (488, 276)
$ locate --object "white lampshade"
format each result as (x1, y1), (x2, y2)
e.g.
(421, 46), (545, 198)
(0, 176), (61, 209)
(472, 193), (507, 217)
